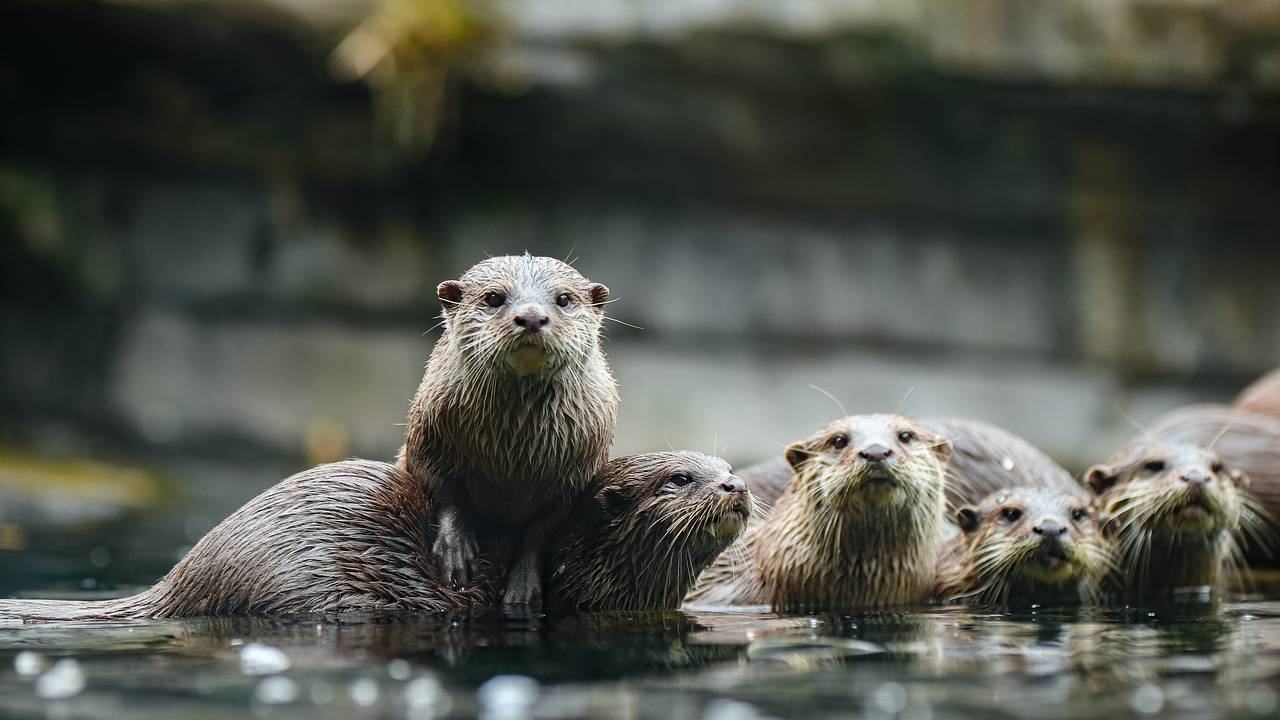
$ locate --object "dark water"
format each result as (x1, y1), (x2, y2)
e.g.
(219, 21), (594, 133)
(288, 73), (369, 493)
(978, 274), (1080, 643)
(2, 461), (1280, 719)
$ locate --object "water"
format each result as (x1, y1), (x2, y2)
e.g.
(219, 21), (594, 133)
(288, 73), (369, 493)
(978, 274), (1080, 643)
(2, 459), (1280, 719)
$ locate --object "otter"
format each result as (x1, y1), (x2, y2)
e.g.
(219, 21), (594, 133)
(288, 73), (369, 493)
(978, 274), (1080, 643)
(0, 453), (748, 621)
(399, 255), (619, 606)
(1084, 433), (1266, 600)
(687, 414), (952, 611)
(1235, 367), (1280, 421)
(934, 486), (1111, 605)
(740, 417), (1075, 514)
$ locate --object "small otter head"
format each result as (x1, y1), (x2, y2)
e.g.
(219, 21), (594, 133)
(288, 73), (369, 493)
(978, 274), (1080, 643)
(550, 452), (752, 611)
(436, 255), (609, 377)
(952, 487), (1110, 604)
(1085, 442), (1248, 539)
(783, 414), (952, 512)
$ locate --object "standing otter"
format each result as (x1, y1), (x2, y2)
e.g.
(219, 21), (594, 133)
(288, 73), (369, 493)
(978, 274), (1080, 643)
(934, 486), (1112, 605)
(547, 452), (751, 613)
(399, 255), (619, 605)
(739, 417), (1075, 514)
(1235, 367), (1280, 420)
(1084, 435), (1266, 600)
(687, 414), (952, 611)
(0, 453), (748, 621)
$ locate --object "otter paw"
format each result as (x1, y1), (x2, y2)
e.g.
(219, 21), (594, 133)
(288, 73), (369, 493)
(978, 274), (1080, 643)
(503, 563), (543, 607)
(433, 525), (477, 589)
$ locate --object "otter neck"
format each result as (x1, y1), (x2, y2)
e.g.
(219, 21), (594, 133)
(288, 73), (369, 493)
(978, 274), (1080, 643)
(756, 469), (945, 610)
(1117, 528), (1230, 597)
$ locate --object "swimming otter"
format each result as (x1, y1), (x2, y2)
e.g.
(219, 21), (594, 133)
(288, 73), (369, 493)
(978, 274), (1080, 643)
(1084, 433), (1265, 600)
(934, 486), (1111, 605)
(1235, 367), (1280, 421)
(740, 417), (1076, 513)
(687, 414), (952, 611)
(0, 453), (746, 621)
(399, 255), (619, 605)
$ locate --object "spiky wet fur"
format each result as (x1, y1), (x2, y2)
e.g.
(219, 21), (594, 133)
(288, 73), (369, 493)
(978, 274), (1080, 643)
(688, 415), (950, 611)
(0, 461), (491, 621)
(935, 487), (1113, 606)
(400, 255), (619, 533)
(546, 452), (751, 613)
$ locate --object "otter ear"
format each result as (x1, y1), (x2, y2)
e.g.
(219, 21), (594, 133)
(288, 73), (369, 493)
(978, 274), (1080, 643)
(784, 443), (812, 470)
(956, 507), (981, 534)
(929, 434), (953, 465)
(1085, 465), (1118, 495)
(588, 283), (610, 310)
(1230, 468), (1251, 490)
(598, 486), (630, 516)
(437, 280), (464, 312)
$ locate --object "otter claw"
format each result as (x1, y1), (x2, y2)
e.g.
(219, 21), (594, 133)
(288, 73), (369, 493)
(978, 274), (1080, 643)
(433, 520), (477, 589)
(503, 558), (543, 607)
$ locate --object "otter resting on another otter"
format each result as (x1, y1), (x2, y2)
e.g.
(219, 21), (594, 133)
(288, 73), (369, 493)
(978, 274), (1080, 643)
(399, 255), (620, 606)
(1085, 439), (1266, 600)
(1235, 367), (1280, 421)
(0, 453), (748, 622)
(935, 486), (1112, 605)
(687, 414), (952, 611)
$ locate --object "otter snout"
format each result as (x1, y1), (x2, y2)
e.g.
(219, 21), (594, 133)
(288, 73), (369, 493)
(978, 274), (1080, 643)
(1032, 519), (1067, 537)
(859, 445), (893, 463)
(721, 476), (747, 494)
(1180, 469), (1211, 487)
(513, 305), (550, 331)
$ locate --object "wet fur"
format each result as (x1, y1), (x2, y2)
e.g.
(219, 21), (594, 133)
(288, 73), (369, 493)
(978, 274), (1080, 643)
(688, 415), (951, 611)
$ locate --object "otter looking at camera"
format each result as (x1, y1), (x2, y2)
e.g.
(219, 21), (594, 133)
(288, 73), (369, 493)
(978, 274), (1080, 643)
(399, 255), (619, 606)
(687, 414), (952, 611)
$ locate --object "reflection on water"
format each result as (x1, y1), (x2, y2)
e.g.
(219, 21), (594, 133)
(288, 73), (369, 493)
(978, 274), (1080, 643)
(2, 459), (1280, 719)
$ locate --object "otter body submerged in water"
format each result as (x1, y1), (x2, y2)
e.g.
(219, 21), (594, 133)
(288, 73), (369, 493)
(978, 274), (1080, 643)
(0, 453), (748, 621)
(935, 486), (1111, 605)
(399, 255), (619, 605)
(688, 414), (952, 611)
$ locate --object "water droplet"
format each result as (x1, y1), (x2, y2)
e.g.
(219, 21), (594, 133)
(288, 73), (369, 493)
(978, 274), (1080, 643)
(405, 676), (450, 719)
(349, 678), (379, 707)
(479, 675), (539, 718)
(1001, 457), (1015, 471)
(255, 676), (299, 705)
(387, 659), (412, 680)
(240, 643), (291, 675)
(14, 651), (46, 677)
(873, 682), (909, 714)
(87, 546), (112, 568)
(35, 659), (86, 699)
(1131, 684), (1164, 715)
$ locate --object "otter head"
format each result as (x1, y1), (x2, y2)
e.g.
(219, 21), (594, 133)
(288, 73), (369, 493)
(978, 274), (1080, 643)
(1085, 442), (1248, 539)
(551, 452), (751, 611)
(437, 255), (609, 377)
(954, 487), (1109, 603)
(783, 414), (952, 512)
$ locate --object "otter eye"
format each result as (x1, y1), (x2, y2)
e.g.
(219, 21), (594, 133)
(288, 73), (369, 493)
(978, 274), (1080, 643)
(483, 291), (506, 308)
(897, 430), (915, 444)
(555, 292), (572, 308)
(1071, 508), (1088, 523)
(1211, 462), (1225, 474)
(1001, 507), (1022, 522)
(1142, 460), (1166, 474)
(829, 434), (848, 450)
(667, 474), (694, 487)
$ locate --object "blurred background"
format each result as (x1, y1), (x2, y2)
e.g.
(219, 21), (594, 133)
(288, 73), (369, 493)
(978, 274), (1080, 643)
(1, 0), (1279, 591)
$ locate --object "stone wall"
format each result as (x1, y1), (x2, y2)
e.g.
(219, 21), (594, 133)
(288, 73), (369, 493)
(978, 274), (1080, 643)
(2, 0), (1278, 474)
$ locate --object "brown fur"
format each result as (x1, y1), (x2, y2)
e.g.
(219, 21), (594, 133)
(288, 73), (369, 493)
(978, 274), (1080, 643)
(398, 255), (619, 603)
(0, 453), (747, 622)
(934, 486), (1111, 605)
(1235, 367), (1280, 420)
(1084, 413), (1271, 600)
(688, 414), (952, 611)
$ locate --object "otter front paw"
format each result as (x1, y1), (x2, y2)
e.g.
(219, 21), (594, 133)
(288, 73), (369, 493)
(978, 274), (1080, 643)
(503, 555), (543, 607)
(432, 512), (477, 589)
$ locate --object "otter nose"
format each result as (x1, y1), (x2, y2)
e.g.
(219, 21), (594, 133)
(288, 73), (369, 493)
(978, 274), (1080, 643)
(1181, 470), (1211, 487)
(720, 476), (747, 494)
(859, 445), (893, 463)
(513, 306), (550, 330)
(1033, 519), (1067, 537)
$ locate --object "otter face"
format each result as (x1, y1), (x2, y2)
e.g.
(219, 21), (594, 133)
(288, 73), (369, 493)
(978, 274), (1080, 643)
(955, 487), (1109, 600)
(783, 414), (951, 511)
(1086, 442), (1247, 539)
(437, 255), (609, 376)
(598, 452), (752, 548)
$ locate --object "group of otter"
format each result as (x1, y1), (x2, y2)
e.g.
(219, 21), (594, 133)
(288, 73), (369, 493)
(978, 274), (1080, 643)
(3, 256), (1279, 622)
